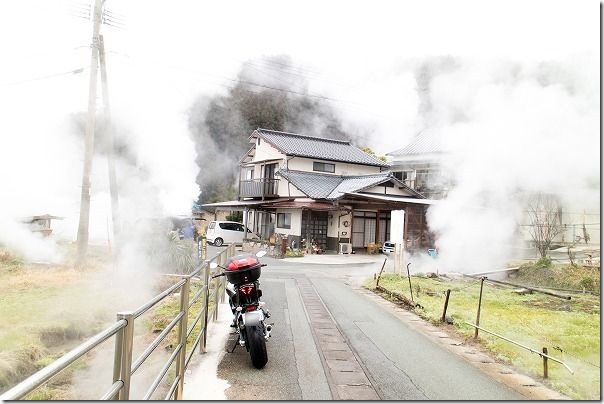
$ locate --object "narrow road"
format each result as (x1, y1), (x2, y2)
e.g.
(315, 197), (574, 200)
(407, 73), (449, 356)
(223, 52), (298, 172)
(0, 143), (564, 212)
(208, 256), (553, 400)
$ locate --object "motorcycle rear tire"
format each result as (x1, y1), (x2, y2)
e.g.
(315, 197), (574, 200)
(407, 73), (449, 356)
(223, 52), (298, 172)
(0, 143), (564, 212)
(247, 325), (268, 369)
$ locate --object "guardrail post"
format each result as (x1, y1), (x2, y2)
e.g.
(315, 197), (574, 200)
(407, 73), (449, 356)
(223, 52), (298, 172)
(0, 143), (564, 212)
(219, 251), (225, 304)
(112, 321), (124, 400)
(201, 260), (211, 354)
(116, 312), (134, 400)
(441, 289), (451, 323)
(213, 255), (223, 321)
(474, 277), (486, 339)
(174, 277), (190, 400)
(543, 347), (548, 378)
(213, 275), (220, 321)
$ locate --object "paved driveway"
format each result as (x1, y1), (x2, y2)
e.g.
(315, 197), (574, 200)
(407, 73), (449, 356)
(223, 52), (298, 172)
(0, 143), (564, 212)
(184, 254), (564, 400)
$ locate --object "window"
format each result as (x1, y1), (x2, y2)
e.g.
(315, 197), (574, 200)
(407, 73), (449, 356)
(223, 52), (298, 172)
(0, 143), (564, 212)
(277, 213), (291, 229)
(264, 163), (278, 179)
(244, 167), (254, 180)
(219, 222), (238, 231)
(313, 162), (335, 173)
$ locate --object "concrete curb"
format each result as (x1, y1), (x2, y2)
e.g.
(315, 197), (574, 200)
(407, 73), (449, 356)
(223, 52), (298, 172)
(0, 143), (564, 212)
(355, 287), (571, 401)
(281, 254), (392, 266)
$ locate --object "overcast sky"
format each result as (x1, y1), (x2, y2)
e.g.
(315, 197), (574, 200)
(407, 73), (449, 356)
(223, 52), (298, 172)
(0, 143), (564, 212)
(0, 0), (599, 243)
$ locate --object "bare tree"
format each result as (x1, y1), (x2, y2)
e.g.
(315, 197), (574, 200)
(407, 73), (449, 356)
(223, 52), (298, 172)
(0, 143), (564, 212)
(526, 193), (565, 258)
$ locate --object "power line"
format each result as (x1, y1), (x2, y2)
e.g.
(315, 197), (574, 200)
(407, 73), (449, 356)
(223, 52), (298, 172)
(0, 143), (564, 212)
(107, 51), (394, 120)
(2, 68), (85, 87)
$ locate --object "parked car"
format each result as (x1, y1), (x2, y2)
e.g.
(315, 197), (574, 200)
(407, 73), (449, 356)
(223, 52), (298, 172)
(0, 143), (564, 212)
(206, 221), (259, 246)
(381, 241), (395, 254)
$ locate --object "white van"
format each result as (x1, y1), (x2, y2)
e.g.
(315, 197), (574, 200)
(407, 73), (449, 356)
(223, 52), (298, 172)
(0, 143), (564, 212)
(206, 221), (259, 246)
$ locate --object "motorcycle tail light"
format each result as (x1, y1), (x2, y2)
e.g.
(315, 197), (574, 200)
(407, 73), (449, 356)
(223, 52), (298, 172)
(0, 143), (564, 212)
(245, 305), (258, 312)
(238, 284), (255, 295)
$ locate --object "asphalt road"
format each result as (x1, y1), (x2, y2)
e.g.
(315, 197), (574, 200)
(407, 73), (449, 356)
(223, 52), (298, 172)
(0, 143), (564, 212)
(209, 255), (528, 400)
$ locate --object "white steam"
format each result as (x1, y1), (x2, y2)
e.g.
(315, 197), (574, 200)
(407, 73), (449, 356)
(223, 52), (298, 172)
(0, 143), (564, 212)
(424, 57), (599, 273)
(0, 4), (199, 261)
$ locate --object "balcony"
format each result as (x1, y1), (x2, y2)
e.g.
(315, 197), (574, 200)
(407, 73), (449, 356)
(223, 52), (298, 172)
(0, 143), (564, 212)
(239, 178), (279, 199)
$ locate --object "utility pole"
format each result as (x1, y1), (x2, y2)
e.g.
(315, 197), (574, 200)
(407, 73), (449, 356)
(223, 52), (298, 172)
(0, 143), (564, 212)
(76, 0), (103, 265)
(99, 34), (121, 248)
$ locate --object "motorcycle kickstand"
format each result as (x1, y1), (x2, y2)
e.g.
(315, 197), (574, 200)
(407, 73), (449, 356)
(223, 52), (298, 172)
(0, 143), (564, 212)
(228, 337), (239, 353)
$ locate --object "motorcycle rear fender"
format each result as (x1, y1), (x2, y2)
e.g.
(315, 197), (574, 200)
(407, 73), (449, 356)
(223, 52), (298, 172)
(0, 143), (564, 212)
(242, 310), (264, 327)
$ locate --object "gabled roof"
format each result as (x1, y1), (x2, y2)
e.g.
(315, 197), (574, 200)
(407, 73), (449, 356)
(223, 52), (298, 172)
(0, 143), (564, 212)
(386, 129), (445, 157)
(251, 128), (388, 167)
(277, 170), (342, 199)
(277, 169), (424, 200)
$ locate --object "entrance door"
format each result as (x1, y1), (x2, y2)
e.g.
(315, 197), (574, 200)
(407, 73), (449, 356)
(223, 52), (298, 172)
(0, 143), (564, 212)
(378, 212), (391, 244)
(352, 211), (377, 247)
(259, 211), (274, 240)
(301, 211), (328, 250)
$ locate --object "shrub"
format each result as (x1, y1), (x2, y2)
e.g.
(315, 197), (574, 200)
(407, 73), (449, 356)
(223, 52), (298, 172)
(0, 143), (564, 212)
(579, 277), (595, 291)
(285, 249), (304, 258)
(535, 256), (552, 268)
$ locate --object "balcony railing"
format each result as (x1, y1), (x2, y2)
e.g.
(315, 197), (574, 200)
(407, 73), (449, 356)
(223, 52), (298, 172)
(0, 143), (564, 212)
(239, 178), (279, 198)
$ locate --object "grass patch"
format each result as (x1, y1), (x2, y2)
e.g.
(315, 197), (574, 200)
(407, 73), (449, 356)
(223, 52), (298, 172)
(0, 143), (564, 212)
(366, 272), (600, 400)
(0, 249), (23, 273)
(147, 281), (219, 352)
(285, 249), (305, 258)
(0, 245), (114, 397)
(511, 262), (600, 293)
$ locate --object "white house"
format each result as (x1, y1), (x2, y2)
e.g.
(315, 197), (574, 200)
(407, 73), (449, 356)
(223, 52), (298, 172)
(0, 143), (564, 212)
(387, 129), (452, 200)
(203, 128), (436, 252)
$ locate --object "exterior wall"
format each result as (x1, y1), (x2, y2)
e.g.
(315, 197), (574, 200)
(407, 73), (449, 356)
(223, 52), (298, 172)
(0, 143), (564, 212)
(338, 212), (352, 240)
(326, 210), (352, 238)
(274, 209), (302, 236)
(250, 139), (286, 163)
(287, 156), (381, 176)
(389, 158), (452, 200)
(363, 185), (417, 196)
(326, 210), (352, 251)
(241, 139), (284, 181)
(277, 177), (306, 197)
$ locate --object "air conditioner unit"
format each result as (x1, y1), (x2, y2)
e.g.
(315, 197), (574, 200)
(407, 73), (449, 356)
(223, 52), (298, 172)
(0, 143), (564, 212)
(339, 243), (352, 254)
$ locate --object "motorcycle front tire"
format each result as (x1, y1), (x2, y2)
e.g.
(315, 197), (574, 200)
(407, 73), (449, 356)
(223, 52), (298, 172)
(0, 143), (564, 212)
(247, 324), (268, 369)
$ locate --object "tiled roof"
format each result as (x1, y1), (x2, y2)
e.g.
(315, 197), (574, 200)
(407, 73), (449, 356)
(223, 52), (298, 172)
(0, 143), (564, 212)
(327, 174), (397, 199)
(253, 128), (388, 167)
(277, 170), (342, 199)
(277, 170), (423, 200)
(387, 129), (445, 157)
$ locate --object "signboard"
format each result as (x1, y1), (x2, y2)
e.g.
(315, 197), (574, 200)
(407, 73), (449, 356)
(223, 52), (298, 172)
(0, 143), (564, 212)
(390, 210), (405, 244)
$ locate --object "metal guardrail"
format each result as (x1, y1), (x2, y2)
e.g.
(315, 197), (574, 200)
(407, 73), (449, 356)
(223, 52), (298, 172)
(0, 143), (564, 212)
(0, 243), (236, 401)
(465, 322), (574, 377)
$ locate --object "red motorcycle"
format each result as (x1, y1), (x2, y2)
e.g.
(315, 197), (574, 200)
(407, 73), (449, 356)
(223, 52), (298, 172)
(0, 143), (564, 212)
(211, 251), (272, 368)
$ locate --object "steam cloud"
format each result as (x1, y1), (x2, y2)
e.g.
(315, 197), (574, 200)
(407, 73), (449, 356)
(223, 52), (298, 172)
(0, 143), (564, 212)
(419, 56), (599, 273)
(188, 55), (359, 204)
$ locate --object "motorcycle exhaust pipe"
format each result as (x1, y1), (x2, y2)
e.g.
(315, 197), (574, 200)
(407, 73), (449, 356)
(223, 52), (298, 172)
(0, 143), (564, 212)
(265, 324), (272, 340)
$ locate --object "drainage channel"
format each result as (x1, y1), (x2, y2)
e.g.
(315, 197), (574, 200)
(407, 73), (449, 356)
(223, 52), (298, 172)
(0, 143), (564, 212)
(296, 277), (381, 400)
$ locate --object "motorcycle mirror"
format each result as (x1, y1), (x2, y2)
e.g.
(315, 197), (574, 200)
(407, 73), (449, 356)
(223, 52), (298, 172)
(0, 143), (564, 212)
(256, 250), (267, 258)
(209, 262), (218, 269)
